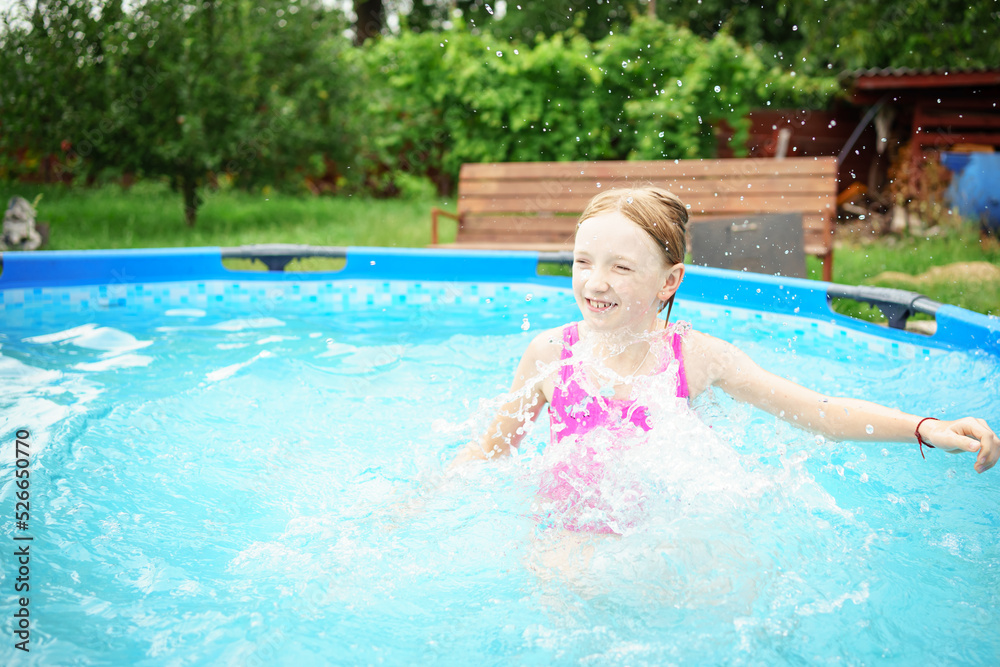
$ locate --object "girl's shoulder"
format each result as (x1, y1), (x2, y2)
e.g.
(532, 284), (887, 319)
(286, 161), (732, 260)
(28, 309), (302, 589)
(523, 323), (572, 364)
(680, 327), (735, 356)
(680, 328), (758, 395)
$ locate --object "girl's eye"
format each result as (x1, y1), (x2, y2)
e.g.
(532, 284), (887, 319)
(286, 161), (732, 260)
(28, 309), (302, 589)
(615, 265), (631, 272)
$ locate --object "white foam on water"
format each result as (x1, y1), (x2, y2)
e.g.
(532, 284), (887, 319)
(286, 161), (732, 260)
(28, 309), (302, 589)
(255, 335), (296, 345)
(0, 352), (63, 388)
(22, 323), (99, 344)
(164, 308), (207, 317)
(211, 317), (286, 331)
(23, 323), (152, 356)
(73, 353), (154, 371)
(204, 350), (274, 383)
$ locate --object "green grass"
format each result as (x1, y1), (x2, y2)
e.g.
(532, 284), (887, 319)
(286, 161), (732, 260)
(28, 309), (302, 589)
(3, 182), (998, 317)
(0, 181), (457, 249)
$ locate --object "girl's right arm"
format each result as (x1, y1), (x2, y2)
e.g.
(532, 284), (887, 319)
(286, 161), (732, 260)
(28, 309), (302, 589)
(452, 330), (559, 465)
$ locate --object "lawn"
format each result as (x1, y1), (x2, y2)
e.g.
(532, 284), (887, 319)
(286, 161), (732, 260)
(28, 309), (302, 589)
(3, 181), (998, 318)
(1, 181), (454, 249)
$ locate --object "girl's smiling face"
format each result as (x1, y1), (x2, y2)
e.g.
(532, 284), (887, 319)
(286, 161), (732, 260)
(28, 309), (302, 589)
(572, 212), (684, 334)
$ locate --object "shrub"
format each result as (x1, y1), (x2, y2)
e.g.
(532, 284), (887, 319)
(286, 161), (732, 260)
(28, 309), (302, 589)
(355, 17), (839, 194)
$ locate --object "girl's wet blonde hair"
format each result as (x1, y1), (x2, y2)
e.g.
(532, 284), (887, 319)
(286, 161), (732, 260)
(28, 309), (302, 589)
(576, 185), (689, 320)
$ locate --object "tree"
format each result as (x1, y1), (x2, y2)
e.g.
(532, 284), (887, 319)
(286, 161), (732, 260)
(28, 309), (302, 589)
(0, 0), (130, 183)
(353, 0), (383, 44)
(1, 0), (356, 225)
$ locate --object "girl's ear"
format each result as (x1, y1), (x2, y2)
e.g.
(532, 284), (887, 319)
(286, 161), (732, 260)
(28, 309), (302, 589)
(658, 263), (685, 301)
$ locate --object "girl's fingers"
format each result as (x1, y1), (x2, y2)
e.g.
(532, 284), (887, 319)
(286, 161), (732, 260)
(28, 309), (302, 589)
(936, 418), (1000, 473)
(969, 422), (1000, 473)
(930, 420), (980, 453)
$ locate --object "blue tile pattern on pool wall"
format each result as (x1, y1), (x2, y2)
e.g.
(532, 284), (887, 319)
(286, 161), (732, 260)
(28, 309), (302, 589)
(0, 279), (569, 315)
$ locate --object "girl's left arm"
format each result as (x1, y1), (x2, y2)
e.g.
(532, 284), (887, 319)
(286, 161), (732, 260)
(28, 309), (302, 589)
(693, 333), (999, 473)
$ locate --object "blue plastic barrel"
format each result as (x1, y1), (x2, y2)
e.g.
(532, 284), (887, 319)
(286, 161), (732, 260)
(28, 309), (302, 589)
(941, 152), (1000, 233)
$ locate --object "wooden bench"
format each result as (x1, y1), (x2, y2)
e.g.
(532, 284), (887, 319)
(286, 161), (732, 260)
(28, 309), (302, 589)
(431, 157), (837, 281)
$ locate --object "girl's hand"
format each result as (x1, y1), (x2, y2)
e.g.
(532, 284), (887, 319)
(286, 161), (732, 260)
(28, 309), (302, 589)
(922, 418), (1000, 473)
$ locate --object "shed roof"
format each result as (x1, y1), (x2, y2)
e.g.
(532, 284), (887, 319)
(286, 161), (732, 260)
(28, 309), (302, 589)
(844, 67), (1000, 91)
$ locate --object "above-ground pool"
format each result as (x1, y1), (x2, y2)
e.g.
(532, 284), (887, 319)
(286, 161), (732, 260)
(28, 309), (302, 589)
(2, 247), (999, 665)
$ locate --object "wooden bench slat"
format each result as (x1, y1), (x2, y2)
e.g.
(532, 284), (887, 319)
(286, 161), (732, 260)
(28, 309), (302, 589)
(458, 217), (831, 247)
(433, 241), (575, 251)
(459, 213), (829, 238)
(460, 193), (834, 215)
(433, 239), (833, 257)
(460, 157), (838, 181)
(459, 176), (836, 199)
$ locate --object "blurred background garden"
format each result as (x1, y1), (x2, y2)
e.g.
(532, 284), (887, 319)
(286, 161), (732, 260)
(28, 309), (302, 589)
(1, 0), (998, 317)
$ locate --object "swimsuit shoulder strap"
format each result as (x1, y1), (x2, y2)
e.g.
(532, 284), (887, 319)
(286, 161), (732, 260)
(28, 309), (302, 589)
(558, 322), (579, 383)
(561, 322), (579, 357)
(671, 329), (690, 399)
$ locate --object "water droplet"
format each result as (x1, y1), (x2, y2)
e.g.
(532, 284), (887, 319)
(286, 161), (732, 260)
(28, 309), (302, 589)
(596, 182), (601, 188)
(676, 79), (683, 87)
(496, 50), (503, 57)
(714, 85), (721, 93)
(370, 260), (376, 266)
(513, 49), (519, 55)
(521, 317), (530, 331)
(658, 131), (664, 137)
(866, 424), (874, 435)
(485, 3), (494, 14)
(525, 293), (533, 302)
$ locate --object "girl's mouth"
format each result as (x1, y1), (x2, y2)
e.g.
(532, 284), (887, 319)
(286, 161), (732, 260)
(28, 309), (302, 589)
(586, 298), (617, 313)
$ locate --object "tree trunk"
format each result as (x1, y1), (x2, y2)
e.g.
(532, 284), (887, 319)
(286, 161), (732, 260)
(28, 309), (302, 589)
(182, 175), (200, 227)
(354, 0), (384, 45)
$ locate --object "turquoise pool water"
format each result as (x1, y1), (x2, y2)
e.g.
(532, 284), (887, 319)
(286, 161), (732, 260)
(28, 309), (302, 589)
(2, 278), (999, 665)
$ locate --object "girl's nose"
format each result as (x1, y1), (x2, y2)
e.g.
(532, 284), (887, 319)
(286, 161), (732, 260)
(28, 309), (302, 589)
(584, 267), (610, 292)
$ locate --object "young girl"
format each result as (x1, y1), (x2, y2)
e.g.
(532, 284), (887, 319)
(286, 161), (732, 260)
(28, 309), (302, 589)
(453, 186), (999, 498)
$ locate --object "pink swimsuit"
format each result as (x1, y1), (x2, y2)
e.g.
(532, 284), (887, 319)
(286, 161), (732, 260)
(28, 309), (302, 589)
(538, 321), (689, 534)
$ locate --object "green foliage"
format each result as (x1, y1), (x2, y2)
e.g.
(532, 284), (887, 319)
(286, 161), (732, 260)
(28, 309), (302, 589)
(1, 0), (356, 224)
(390, 0), (999, 74)
(794, 0), (1000, 72)
(0, 0), (129, 180)
(355, 17), (838, 192)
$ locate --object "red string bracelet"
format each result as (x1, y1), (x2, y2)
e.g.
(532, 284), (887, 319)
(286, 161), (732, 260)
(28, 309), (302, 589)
(915, 417), (940, 460)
